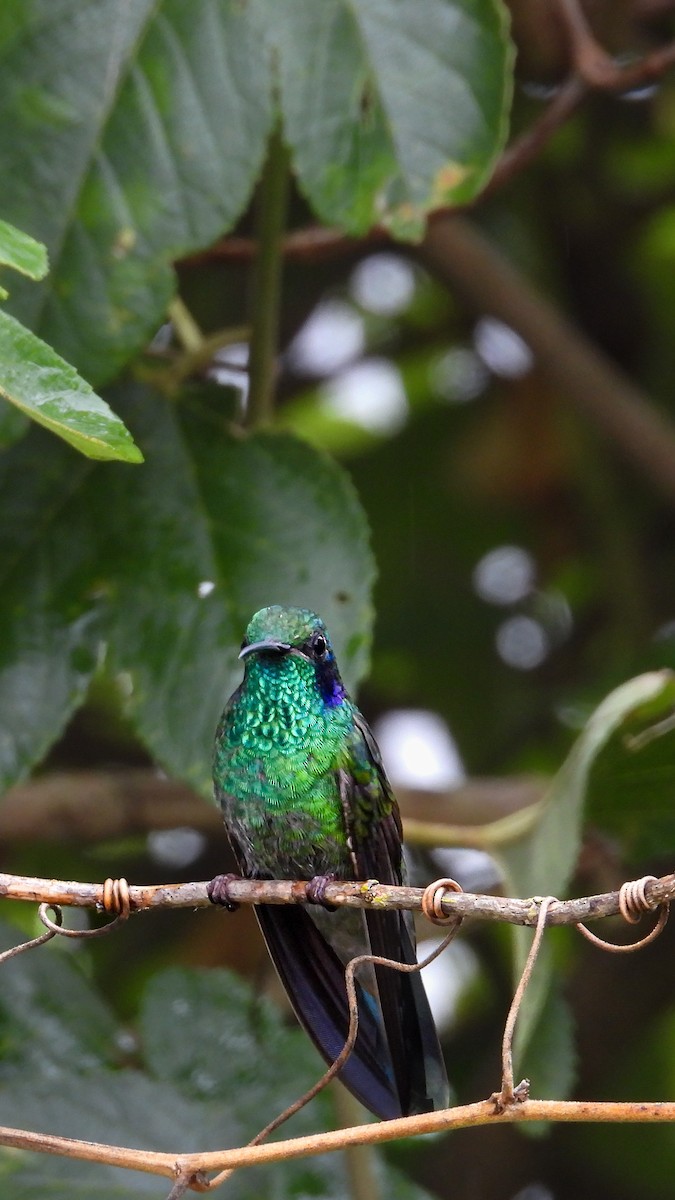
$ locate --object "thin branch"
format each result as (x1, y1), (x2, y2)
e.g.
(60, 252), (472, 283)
(482, 75), (587, 198)
(2, 1100), (675, 1187)
(246, 124), (290, 428)
(556, 0), (675, 90)
(167, 297), (204, 354)
(496, 897), (555, 1108)
(1, 869), (675, 927)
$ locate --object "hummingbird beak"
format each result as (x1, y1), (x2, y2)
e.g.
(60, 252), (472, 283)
(239, 639), (292, 660)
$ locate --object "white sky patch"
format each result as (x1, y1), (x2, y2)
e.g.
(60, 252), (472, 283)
(286, 299), (365, 376)
(349, 252), (416, 316)
(473, 545), (536, 606)
(147, 828), (206, 868)
(496, 615), (549, 670)
(416, 937), (480, 1032)
(321, 359), (408, 434)
(197, 580), (216, 598)
(474, 316), (533, 378)
(208, 342), (250, 410)
(431, 846), (504, 894)
(374, 709), (465, 790)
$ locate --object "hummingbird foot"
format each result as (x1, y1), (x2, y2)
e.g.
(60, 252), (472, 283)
(305, 874), (337, 911)
(207, 873), (241, 912)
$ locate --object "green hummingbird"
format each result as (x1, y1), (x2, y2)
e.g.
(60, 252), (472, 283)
(210, 605), (448, 1119)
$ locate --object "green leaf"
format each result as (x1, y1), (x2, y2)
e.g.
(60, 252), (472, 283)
(0, 309), (143, 461)
(0, 924), (120, 1081)
(268, 0), (514, 238)
(0, 0), (274, 383)
(0, 932), (434, 1199)
(0, 384), (374, 795)
(586, 673), (675, 861)
(0, 217), (48, 287)
(496, 672), (674, 1087)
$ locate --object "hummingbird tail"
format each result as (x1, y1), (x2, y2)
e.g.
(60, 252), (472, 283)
(255, 903), (405, 1119)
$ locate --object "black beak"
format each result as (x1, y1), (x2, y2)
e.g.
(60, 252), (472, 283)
(239, 639), (291, 660)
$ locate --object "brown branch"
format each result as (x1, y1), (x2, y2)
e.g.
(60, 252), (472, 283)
(0, 768), (545, 844)
(420, 214), (675, 504)
(482, 75), (587, 198)
(2, 1100), (675, 1188)
(556, 0), (675, 90)
(1, 869), (674, 926)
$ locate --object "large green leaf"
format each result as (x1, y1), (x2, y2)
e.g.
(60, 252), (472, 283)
(0, 0), (512, 383)
(495, 672), (675, 1093)
(267, 0), (513, 238)
(0, 0), (274, 384)
(0, 309), (143, 461)
(0, 384), (374, 796)
(0, 930), (434, 1198)
(586, 673), (675, 861)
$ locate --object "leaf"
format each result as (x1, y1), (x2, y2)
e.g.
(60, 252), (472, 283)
(0, 217), (47, 297)
(0, 931), (435, 1199)
(0, 383), (374, 795)
(0, 309), (143, 461)
(0, 924), (121, 1081)
(586, 673), (675, 862)
(268, 0), (514, 238)
(0, 0), (274, 383)
(495, 672), (675, 1087)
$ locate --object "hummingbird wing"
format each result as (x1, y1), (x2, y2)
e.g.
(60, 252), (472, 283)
(340, 711), (450, 1116)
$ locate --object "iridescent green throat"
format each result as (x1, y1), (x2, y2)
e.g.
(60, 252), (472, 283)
(214, 652), (355, 877)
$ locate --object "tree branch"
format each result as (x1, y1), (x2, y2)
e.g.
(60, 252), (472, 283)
(1, 869), (674, 927)
(420, 215), (675, 503)
(0, 768), (545, 845)
(555, 0), (675, 90)
(2, 1099), (675, 1189)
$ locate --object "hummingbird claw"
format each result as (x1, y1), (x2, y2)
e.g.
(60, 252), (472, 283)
(305, 874), (337, 910)
(207, 873), (241, 912)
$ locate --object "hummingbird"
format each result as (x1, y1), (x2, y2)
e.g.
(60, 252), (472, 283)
(210, 605), (449, 1119)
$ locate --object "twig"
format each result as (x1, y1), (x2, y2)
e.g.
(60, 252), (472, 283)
(556, 0), (675, 90)
(483, 75), (587, 198)
(246, 124), (290, 427)
(1, 869), (675, 926)
(167, 297), (204, 354)
(495, 896), (555, 1109)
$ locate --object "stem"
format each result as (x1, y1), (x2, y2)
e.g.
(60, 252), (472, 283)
(167, 296), (203, 353)
(246, 125), (290, 428)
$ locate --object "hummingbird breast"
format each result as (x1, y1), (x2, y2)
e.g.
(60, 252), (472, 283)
(214, 657), (355, 880)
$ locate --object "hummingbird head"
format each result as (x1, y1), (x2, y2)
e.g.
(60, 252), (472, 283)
(239, 606), (346, 707)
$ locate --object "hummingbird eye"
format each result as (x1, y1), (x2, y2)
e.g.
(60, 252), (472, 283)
(312, 633), (328, 659)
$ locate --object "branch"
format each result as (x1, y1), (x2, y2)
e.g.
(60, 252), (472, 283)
(2, 1099), (675, 1188)
(420, 214), (675, 504)
(1, 869), (674, 927)
(0, 768), (545, 845)
(556, 0), (675, 90)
